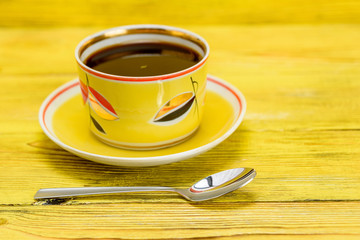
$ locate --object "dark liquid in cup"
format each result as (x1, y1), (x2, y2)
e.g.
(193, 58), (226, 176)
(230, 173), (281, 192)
(84, 42), (202, 77)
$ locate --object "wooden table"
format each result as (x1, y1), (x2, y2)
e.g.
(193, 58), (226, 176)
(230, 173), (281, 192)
(1, 0), (360, 239)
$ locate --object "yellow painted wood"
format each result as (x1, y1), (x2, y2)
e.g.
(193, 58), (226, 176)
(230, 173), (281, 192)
(1, 202), (360, 239)
(1, 0), (360, 239)
(1, 0), (360, 27)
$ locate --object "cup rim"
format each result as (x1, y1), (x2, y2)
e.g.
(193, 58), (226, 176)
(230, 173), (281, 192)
(75, 24), (210, 82)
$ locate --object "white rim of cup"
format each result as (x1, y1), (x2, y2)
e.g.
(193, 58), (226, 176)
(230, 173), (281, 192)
(74, 24), (210, 82)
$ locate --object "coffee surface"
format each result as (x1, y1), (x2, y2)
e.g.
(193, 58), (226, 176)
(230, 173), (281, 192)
(85, 42), (201, 77)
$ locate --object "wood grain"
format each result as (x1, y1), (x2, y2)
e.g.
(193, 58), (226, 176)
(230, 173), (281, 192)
(1, 128), (360, 205)
(1, 0), (360, 238)
(1, 202), (359, 239)
(1, 0), (360, 27)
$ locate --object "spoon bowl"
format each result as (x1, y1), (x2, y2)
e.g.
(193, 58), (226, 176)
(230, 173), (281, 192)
(34, 168), (256, 201)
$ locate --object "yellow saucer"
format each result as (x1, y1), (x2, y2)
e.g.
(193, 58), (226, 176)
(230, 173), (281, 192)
(39, 75), (246, 167)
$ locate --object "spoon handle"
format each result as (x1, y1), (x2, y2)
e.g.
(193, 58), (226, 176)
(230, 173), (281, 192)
(34, 186), (174, 199)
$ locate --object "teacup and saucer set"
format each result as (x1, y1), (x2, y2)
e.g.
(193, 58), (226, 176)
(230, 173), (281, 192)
(39, 25), (246, 167)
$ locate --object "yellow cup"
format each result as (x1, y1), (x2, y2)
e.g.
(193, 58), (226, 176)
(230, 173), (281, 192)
(75, 25), (209, 150)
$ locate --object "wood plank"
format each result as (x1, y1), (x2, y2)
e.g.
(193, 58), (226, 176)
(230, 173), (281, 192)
(1, 0), (360, 27)
(0, 202), (359, 239)
(1, 25), (360, 129)
(0, 128), (359, 204)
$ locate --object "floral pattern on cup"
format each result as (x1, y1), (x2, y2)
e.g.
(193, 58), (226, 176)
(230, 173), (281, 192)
(152, 92), (195, 124)
(79, 76), (121, 135)
(79, 77), (119, 121)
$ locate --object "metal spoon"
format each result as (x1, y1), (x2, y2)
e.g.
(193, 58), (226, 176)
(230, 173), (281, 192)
(34, 168), (256, 201)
